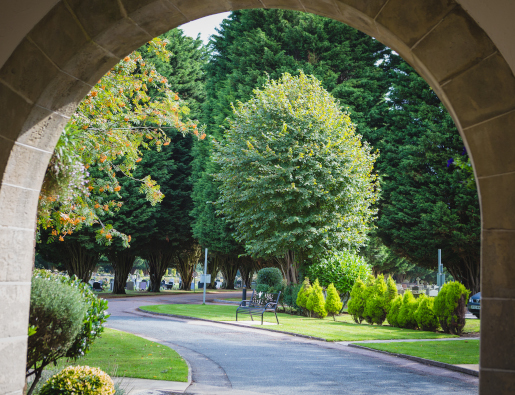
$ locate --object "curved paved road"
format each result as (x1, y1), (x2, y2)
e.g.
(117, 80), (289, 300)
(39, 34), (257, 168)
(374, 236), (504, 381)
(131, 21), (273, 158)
(105, 292), (478, 395)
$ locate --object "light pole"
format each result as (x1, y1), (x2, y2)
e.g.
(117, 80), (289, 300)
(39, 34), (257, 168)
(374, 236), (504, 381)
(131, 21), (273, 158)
(203, 247), (208, 305)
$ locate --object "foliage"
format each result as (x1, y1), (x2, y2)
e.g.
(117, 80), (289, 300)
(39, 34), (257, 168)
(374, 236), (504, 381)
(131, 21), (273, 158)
(397, 291), (419, 330)
(296, 277), (312, 311)
(387, 295), (402, 327)
(39, 366), (115, 395)
(325, 283), (343, 320)
(373, 59), (480, 293)
(347, 279), (367, 324)
(434, 281), (470, 335)
(27, 277), (87, 394)
(307, 250), (371, 299)
(415, 294), (439, 332)
(256, 267), (284, 289)
(32, 270), (110, 360)
(282, 283), (302, 311)
(213, 72), (379, 274)
(385, 276), (398, 313)
(306, 279), (327, 318)
(38, 37), (202, 246)
(363, 276), (388, 325)
(362, 275), (376, 324)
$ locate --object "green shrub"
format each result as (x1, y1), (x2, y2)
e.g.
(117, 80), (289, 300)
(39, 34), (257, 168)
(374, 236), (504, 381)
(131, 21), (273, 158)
(385, 276), (398, 313)
(306, 279), (327, 318)
(387, 295), (402, 327)
(362, 275), (376, 324)
(347, 279), (366, 324)
(415, 294), (439, 332)
(27, 277), (87, 394)
(282, 283), (302, 312)
(434, 281), (470, 335)
(33, 270), (110, 360)
(296, 277), (312, 312)
(397, 290), (419, 329)
(307, 250), (371, 302)
(40, 366), (115, 395)
(363, 276), (388, 325)
(256, 267), (283, 289)
(325, 283), (343, 320)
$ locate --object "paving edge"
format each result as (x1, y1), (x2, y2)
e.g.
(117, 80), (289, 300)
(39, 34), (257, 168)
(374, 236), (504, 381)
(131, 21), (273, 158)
(213, 299), (239, 304)
(348, 344), (479, 377)
(136, 307), (328, 342)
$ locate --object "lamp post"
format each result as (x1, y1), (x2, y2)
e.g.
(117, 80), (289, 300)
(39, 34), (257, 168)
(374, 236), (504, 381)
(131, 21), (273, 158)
(203, 248), (208, 305)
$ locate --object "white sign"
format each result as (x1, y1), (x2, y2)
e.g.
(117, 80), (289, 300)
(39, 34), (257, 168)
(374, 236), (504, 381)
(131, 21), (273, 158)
(200, 274), (211, 283)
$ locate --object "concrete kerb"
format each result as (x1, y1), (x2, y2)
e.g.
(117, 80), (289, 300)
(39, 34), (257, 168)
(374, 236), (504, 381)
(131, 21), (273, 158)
(137, 307), (480, 378)
(348, 344), (479, 377)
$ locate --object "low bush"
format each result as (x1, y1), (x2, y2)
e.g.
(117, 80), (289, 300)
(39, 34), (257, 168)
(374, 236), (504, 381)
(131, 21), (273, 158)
(415, 294), (439, 331)
(434, 281), (470, 335)
(397, 291), (419, 329)
(362, 275), (376, 324)
(27, 277), (87, 394)
(363, 276), (388, 325)
(347, 279), (367, 324)
(296, 277), (312, 313)
(256, 267), (283, 289)
(306, 279), (327, 318)
(282, 283), (302, 312)
(325, 283), (343, 320)
(387, 295), (402, 327)
(307, 250), (371, 303)
(385, 276), (398, 313)
(39, 366), (115, 395)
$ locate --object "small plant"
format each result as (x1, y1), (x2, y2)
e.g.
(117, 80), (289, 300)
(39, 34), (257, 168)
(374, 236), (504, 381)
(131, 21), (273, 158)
(363, 276), (388, 325)
(39, 366), (115, 395)
(387, 295), (402, 327)
(362, 275), (376, 324)
(296, 277), (312, 314)
(434, 281), (470, 335)
(347, 279), (366, 324)
(282, 283), (302, 313)
(306, 279), (327, 318)
(325, 283), (343, 320)
(256, 267), (283, 290)
(397, 290), (419, 329)
(385, 276), (398, 313)
(415, 294), (439, 331)
(27, 277), (87, 395)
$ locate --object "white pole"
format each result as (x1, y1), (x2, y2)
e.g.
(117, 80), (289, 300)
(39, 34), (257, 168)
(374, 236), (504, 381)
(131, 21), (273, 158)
(203, 248), (208, 305)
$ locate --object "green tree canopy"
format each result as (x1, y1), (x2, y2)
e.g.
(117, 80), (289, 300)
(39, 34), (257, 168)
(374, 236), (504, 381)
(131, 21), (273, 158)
(213, 72), (379, 283)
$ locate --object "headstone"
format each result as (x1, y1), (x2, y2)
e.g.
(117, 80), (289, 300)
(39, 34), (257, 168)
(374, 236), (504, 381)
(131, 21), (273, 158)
(126, 281), (134, 291)
(429, 289), (438, 297)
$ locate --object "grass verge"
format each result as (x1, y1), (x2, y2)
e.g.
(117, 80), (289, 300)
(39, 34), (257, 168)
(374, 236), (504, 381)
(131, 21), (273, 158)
(58, 328), (188, 382)
(140, 304), (466, 342)
(356, 340), (480, 364)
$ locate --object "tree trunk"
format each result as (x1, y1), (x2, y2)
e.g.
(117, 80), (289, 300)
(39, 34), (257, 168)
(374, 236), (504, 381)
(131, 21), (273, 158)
(176, 253), (194, 290)
(108, 251), (136, 294)
(63, 242), (99, 283)
(207, 257), (219, 289)
(284, 249), (299, 284)
(146, 250), (174, 292)
(219, 255), (238, 289)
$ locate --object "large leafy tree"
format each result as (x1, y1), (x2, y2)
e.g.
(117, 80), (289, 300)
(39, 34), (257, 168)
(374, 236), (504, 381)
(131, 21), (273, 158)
(213, 72), (379, 284)
(373, 60), (481, 292)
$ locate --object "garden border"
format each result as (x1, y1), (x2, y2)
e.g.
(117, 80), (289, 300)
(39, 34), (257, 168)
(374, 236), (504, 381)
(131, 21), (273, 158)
(348, 344), (479, 377)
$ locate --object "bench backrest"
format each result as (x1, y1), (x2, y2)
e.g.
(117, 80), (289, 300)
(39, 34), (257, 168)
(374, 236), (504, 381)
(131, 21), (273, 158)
(250, 290), (281, 309)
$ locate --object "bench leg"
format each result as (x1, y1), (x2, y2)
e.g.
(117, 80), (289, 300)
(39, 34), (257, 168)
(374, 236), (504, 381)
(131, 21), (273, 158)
(261, 314), (263, 325)
(236, 311), (238, 322)
(275, 311), (279, 325)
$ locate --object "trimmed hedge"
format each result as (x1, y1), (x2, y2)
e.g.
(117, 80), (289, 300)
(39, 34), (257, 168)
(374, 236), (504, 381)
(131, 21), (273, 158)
(325, 283), (343, 320)
(387, 295), (402, 327)
(347, 279), (367, 324)
(256, 267), (283, 289)
(397, 290), (419, 329)
(307, 279), (327, 318)
(40, 366), (115, 395)
(415, 294), (439, 331)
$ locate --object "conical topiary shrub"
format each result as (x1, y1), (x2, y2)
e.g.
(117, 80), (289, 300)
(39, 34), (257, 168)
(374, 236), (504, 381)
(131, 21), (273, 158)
(415, 294), (439, 331)
(347, 279), (366, 324)
(363, 276), (388, 325)
(387, 295), (402, 327)
(306, 279), (327, 318)
(296, 277), (312, 315)
(397, 290), (419, 329)
(385, 276), (398, 313)
(362, 275), (376, 324)
(325, 283), (343, 321)
(433, 281), (470, 335)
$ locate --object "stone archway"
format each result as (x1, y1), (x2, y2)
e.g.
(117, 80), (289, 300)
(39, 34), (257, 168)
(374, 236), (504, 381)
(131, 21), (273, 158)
(0, 1), (514, 393)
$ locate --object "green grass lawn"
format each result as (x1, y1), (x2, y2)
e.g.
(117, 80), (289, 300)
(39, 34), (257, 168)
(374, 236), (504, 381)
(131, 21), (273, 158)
(463, 318), (480, 333)
(357, 340), (480, 364)
(58, 328), (188, 382)
(141, 304), (462, 342)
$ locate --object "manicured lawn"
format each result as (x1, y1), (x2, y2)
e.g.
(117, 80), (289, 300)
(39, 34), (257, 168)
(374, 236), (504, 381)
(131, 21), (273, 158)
(357, 340), (480, 364)
(141, 304), (459, 342)
(463, 318), (480, 333)
(59, 328), (188, 382)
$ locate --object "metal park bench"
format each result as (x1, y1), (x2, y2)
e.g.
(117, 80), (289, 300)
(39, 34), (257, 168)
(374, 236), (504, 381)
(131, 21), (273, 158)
(236, 290), (281, 325)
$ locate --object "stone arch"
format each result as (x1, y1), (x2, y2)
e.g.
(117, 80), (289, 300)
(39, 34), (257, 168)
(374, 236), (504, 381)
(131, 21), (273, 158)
(0, 1), (514, 393)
